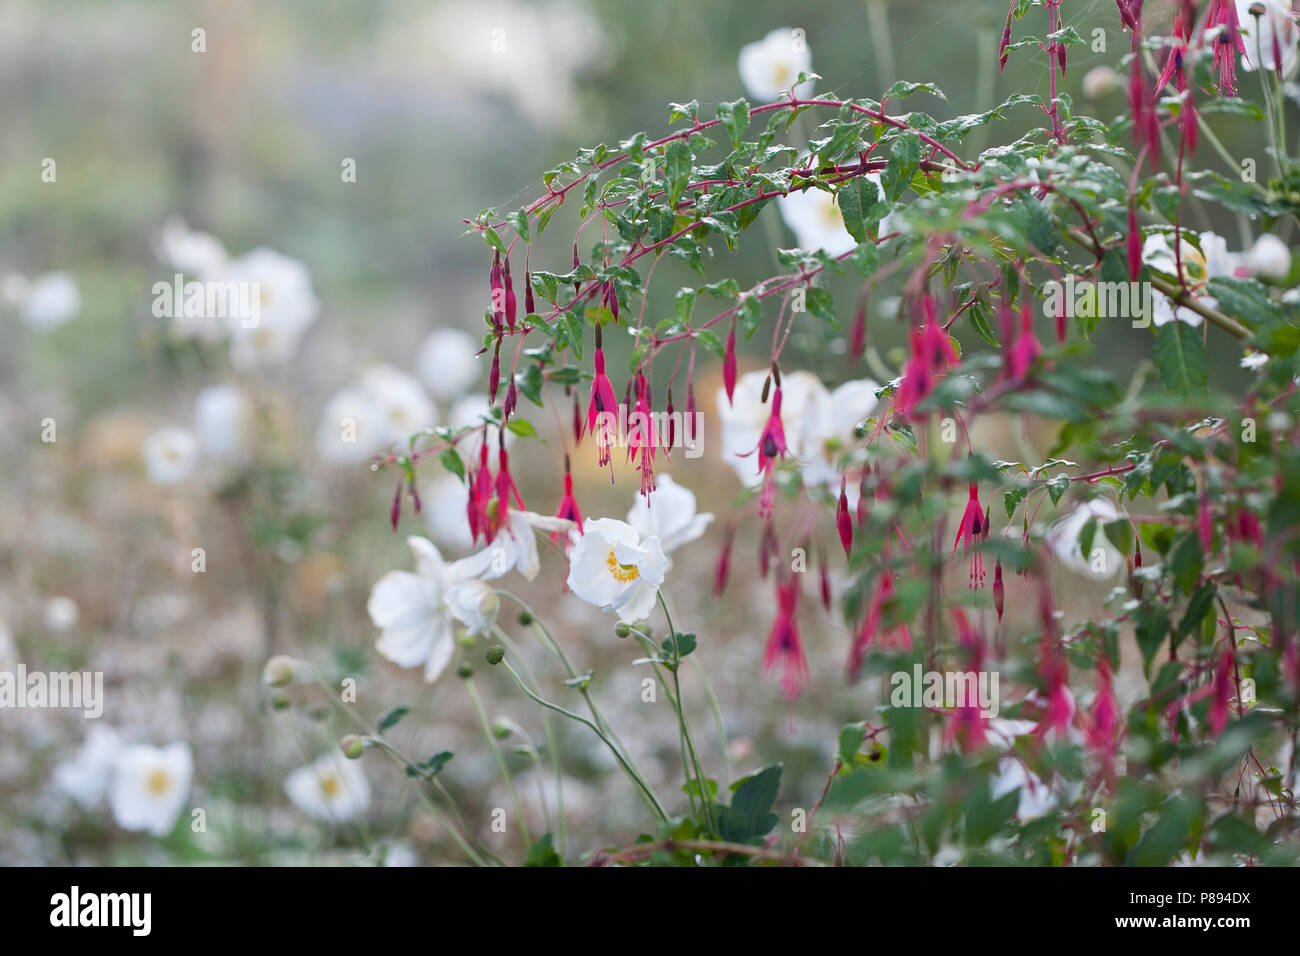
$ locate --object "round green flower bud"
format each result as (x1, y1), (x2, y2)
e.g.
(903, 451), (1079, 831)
(517, 610), (534, 626)
(614, 622), (631, 638)
(262, 655), (295, 688)
(486, 645), (506, 665)
(491, 720), (512, 740)
(457, 662), (474, 679)
(270, 692), (291, 711)
(340, 735), (366, 759)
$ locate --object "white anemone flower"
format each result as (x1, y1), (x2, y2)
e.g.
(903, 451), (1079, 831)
(717, 369), (827, 486)
(222, 248), (320, 370)
(142, 427), (199, 485)
(53, 726), (122, 808)
(1244, 233), (1291, 281)
(157, 217), (229, 277)
(194, 384), (252, 464)
(285, 752), (371, 822)
(108, 742), (193, 837)
(444, 578), (500, 637)
(316, 387), (386, 464)
(417, 328), (482, 401)
(777, 176), (894, 255)
(1143, 231), (1237, 327)
(421, 474), (475, 552)
(449, 510), (573, 583)
(16, 272), (81, 331)
(799, 378), (879, 494)
(1237, 0), (1299, 79)
(626, 474), (713, 555)
(367, 536), (460, 682)
(359, 364), (437, 446)
(738, 27), (814, 102)
(1046, 498), (1124, 580)
(566, 518), (668, 623)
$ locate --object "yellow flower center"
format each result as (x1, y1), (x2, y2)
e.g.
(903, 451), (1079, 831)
(147, 769), (171, 796)
(606, 548), (641, 583)
(320, 774), (341, 797)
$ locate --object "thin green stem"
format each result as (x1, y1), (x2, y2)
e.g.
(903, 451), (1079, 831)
(690, 656), (733, 789)
(465, 677), (531, 848)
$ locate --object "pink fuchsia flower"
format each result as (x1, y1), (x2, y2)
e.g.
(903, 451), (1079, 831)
(467, 441), (493, 544)
(493, 443), (525, 536)
(895, 302), (959, 421)
(763, 576), (808, 702)
(1086, 658), (1122, 754)
(750, 384), (789, 518)
(1008, 305), (1042, 379)
(953, 482), (989, 588)
(553, 457), (584, 541)
(1036, 645), (1076, 742)
(1156, 10), (1192, 94)
(723, 324), (738, 405)
(1206, 0), (1247, 95)
(626, 371), (658, 496)
(836, 478), (853, 558)
(585, 326), (619, 472)
(1208, 647), (1235, 735)
(846, 568), (911, 679)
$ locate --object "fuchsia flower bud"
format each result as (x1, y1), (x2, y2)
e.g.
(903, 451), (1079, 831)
(503, 378), (518, 421)
(603, 281), (619, 323)
(665, 387), (676, 449)
(489, 341), (502, 403)
(993, 559), (1005, 624)
(489, 250), (505, 334)
(999, 2), (1014, 71)
(953, 482), (988, 588)
(1086, 657), (1121, 754)
(763, 577), (808, 703)
(390, 479), (403, 532)
(818, 554), (831, 612)
(524, 269), (535, 316)
(1009, 305), (1043, 379)
(1208, 648), (1235, 735)
(502, 256), (517, 330)
(685, 380), (698, 447)
(849, 290), (868, 362)
(1126, 201), (1142, 282)
(723, 322), (738, 406)
(572, 391), (583, 447)
(1115, 0), (1138, 32)
(836, 478), (853, 559)
(714, 522), (735, 597)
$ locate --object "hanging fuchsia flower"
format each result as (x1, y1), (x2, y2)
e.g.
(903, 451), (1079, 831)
(586, 326), (619, 473)
(467, 440), (493, 544)
(502, 256), (518, 330)
(847, 568), (912, 678)
(489, 250), (505, 334)
(749, 384), (788, 518)
(895, 303), (960, 421)
(714, 522), (735, 597)
(723, 323), (738, 405)
(493, 441), (525, 536)
(836, 477), (853, 558)
(1086, 658), (1121, 754)
(993, 560), (1005, 623)
(1208, 648), (1235, 735)
(1157, 10), (1191, 94)
(626, 371), (658, 496)
(1008, 305), (1042, 379)
(554, 456), (583, 542)
(1206, 0), (1247, 96)
(1037, 643), (1076, 740)
(953, 482), (988, 588)
(1115, 0), (1139, 32)
(763, 576), (807, 702)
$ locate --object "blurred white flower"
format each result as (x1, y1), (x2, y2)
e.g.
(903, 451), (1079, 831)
(422, 474), (475, 552)
(368, 536), (459, 682)
(360, 364), (437, 445)
(222, 248), (320, 370)
(285, 752), (371, 823)
(157, 217), (228, 277)
(194, 384), (252, 464)
(445, 578), (500, 636)
(1238, 0), (1299, 79)
(53, 726), (121, 808)
(11, 271), (81, 331)
(417, 328), (481, 401)
(450, 394), (512, 457)
(1143, 231), (1236, 327)
(43, 596), (80, 634)
(1081, 65), (1122, 98)
(566, 518), (667, 623)
(142, 426), (199, 485)
(108, 742), (193, 837)
(1244, 233), (1291, 281)
(991, 756), (1057, 820)
(738, 27), (814, 102)
(317, 387), (386, 463)
(1242, 350), (1270, 370)
(450, 510), (571, 583)
(800, 378), (879, 493)
(717, 369), (825, 486)
(626, 475), (713, 555)
(1046, 498), (1124, 580)
(776, 179), (891, 255)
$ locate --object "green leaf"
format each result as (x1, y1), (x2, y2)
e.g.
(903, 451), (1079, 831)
(1153, 321), (1208, 395)
(525, 832), (561, 867)
(439, 447), (465, 482)
(837, 176), (885, 242)
(404, 751), (453, 779)
(378, 706), (409, 735)
(505, 418), (539, 439)
(663, 631), (697, 659)
(664, 140), (691, 207)
(714, 764), (782, 845)
(716, 98), (750, 148)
